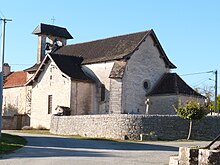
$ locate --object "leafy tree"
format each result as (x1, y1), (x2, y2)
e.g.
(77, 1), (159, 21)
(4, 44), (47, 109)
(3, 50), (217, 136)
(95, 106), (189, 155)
(209, 94), (220, 113)
(174, 100), (209, 140)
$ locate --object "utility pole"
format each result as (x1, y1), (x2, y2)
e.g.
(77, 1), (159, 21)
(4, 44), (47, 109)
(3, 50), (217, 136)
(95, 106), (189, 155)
(214, 70), (218, 114)
(0, 18), (12, 137)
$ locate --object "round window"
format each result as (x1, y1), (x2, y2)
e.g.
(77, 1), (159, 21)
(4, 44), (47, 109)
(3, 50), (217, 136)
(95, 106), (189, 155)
(143, 80), (150, 91)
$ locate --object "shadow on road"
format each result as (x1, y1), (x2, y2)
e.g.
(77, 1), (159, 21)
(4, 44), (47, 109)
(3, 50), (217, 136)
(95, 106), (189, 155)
(1, 134), (178, 159)
(24, 135), (179, 150)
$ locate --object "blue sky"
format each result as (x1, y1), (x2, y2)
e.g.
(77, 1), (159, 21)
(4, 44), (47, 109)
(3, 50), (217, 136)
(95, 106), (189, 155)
(0, 0), (220, 93)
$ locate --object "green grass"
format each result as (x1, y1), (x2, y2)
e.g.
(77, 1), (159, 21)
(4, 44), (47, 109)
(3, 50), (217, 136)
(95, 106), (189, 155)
(65, 135), (122, 142)
(0, 133), (27, 155)
(13, 130), (120, 142)
(9, 130), (215, 143)
(13, 129), (50, 135)
(12, 130), (123, 142)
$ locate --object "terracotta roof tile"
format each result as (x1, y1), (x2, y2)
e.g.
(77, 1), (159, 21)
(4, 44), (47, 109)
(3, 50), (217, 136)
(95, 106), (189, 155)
(4, 71), (27, 88)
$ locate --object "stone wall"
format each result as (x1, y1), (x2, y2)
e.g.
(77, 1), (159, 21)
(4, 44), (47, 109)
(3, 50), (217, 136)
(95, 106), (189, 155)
(83, 61), (115, 114)
(109, 78), (123, 114)
(50, 114), (220, 140)
(147, 95), (178, 115)
(147, 95), (206, 115)
(70, 81), (95, 115)
(2, 114), (30, 130)
(122, 35), (170, 114)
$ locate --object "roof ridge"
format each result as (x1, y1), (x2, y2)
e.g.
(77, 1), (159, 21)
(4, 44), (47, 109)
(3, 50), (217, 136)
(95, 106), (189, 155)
(51, 52), (83, 59)
(65, 30), (150, 47)
(127, 29), (152, 57)
(40, 23), (67, 30)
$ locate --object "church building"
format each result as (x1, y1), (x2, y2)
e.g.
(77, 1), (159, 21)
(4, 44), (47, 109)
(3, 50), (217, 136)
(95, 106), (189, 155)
(3, 23), (205, 129)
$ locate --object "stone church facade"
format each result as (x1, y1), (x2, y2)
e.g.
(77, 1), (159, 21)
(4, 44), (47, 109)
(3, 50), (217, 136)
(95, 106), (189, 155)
(3, 23), (205, 129)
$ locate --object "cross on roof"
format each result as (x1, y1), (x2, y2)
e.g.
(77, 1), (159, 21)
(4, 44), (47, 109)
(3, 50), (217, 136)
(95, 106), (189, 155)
(51, 16), (56, 24)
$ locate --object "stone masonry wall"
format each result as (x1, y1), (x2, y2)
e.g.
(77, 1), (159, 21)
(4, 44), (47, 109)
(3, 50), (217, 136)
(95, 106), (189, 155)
(122, 35), (170, 114)
(109, 79), (123, 114)
(147, 95), (178, 115)
(2, 114), (30, 130)
(50, 115), (220, 140)
(147, 95), (206, 115)
(70, 81), (94, 115)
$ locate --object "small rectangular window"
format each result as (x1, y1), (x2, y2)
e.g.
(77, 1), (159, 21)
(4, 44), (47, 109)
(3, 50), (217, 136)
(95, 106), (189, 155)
(101, 84), (105, 101)
(48, 95), (52, 114)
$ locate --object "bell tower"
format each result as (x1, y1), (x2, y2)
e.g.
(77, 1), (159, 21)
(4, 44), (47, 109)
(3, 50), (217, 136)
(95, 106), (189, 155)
(32, 23), (73, 64)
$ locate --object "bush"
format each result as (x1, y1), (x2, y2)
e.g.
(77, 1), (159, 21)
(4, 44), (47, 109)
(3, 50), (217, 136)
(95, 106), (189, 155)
(36, 125), (48, 130)
(21, 126), (33, 130)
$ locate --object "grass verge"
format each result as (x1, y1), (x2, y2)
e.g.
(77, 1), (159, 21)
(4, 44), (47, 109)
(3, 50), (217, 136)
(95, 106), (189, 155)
(7, 130), (211, 143)
(13, 129), (50, 135)
(0, 133), (27, 155)
(12, 130), (122, 142)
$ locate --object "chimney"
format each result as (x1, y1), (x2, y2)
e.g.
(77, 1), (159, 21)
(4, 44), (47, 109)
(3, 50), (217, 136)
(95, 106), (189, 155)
(3, 63), (11, 77)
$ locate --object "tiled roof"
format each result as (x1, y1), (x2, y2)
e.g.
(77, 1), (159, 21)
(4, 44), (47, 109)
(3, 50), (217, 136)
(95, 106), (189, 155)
(109, 60), (127, 78)
(27, 54), (93, 86)
(149, 73), (205, 98)
(4, 71), (27, 88)
(49, 54), (93, 81)
(32, 23), (73, 39)
(54, 30), (176, 68)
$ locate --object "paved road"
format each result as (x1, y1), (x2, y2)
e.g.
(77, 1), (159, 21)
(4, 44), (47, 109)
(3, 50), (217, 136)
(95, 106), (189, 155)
(0, 131), (216, 165)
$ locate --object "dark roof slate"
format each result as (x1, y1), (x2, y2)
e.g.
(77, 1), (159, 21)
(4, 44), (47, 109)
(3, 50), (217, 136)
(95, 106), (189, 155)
(26, 54), (93, 86)
(24, 63), (41, 73)
(49, 54), (92, 81)
(149, 73), (205, 98)
(109, 60), (127, 78)
(32, 23), (73, 39)
(54, 30), (176, 68)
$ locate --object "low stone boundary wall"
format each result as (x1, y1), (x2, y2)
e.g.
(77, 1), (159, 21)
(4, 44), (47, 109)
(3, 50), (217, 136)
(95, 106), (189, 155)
(50, 114), (220, 140)
(2, 114), (30, 130)
(169, 147), (220, 165)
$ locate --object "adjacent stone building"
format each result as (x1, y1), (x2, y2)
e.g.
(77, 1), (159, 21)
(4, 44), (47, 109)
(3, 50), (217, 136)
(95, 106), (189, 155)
(3, 70), (32, 116)
(147, 73), (205, 114)
(26, 54), (94, 128)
